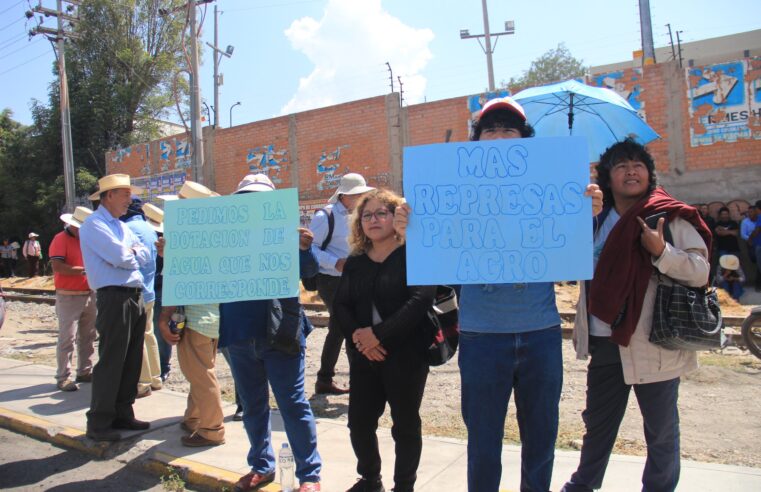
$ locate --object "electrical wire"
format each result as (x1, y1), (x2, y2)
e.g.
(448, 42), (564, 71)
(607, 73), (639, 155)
(0, 48), (53, 77)
(0, 15), (25, 33)
(0, 0), (25, 17)
(0, 35), (42, 60)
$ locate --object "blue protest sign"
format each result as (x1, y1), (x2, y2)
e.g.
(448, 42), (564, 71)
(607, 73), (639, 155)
(162, 188), (300, 306)
(403, 137), (592, 285)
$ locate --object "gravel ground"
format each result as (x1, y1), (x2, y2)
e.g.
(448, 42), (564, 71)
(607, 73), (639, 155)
(1, 290), (760, 469)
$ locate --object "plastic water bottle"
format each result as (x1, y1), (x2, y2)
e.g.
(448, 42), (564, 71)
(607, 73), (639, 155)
(278, 442), (295, 492)
(169, 310), (185, 335)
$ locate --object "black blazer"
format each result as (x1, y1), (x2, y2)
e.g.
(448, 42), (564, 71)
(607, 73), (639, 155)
(334, 246), (436, 354)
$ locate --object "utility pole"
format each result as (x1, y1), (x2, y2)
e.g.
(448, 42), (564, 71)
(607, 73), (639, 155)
(666, 23), (676, 61)
(188, 1), (204, 184)
(638, 0), (656, 66)
(206, 4), (233, 129)
(460, 1), (515, 92)
(28, 1), (79, 212)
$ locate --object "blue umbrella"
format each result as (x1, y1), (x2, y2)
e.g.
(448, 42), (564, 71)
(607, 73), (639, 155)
(512, 79), (659, 161)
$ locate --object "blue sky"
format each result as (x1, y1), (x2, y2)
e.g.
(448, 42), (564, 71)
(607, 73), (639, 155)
(1, 0), (758, 128)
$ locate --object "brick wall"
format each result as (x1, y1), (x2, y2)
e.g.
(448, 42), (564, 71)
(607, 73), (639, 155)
(107, 57), (761, 207)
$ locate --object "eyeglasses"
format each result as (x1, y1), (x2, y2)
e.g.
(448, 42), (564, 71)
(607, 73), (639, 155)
(360, 209), (392, 222)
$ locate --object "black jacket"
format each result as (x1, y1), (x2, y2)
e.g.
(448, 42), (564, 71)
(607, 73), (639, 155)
(334, 246), (436, 354)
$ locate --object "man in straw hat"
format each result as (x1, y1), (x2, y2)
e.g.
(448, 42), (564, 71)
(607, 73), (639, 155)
(49, 206), (97, 392)
(309, 173), (374, 395)
(79, 174), (152, 441)
(218, 173), (322, 491)
(156, 181), (227, 448)
(716, 254), (745, 301)
(120, 196), (161, 398)
(23, 232), (42, 276)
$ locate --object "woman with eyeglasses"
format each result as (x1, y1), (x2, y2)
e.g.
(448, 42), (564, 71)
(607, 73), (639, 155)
(333, 189), (437, 492)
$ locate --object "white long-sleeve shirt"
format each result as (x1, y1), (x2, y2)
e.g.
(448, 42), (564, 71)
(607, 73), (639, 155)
(308, 201), (351, 277)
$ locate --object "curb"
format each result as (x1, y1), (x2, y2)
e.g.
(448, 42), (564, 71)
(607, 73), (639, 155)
(0, 405), (282, 492)
(0, 405), (108, 458)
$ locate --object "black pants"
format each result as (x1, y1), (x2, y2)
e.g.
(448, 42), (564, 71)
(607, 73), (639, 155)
(316, 273), (346, 383)
(26, 256), (38, 277)
(348, 346), (429, 492)
(86, 289), (146, 431)
(1, 258), (13, 277)
(564, 337), (681, 492)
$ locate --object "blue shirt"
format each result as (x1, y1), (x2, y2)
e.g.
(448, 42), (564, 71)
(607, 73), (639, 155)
(124, 216), (158, 303)
(309, 201), (351, 276)
(79, 205), (151, 290)
(459, 282), (561, 333)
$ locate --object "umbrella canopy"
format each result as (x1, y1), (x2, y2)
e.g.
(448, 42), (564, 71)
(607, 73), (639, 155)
(512, 79), (659, 161)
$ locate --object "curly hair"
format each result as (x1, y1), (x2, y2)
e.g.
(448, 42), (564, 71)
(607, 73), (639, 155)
(596, 138), (658, 207)
(348, 188), (406, 255)
(471, 109), (535, 141)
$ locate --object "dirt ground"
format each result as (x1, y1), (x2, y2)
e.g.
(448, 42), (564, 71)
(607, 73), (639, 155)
(1, 283), (760, 469)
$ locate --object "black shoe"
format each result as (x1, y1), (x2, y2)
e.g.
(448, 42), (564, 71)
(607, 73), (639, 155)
(346, 477), (385, 492)
(233, 408), (243, 421)
(75, 373), (92, 383)
(315, 380), (350, 395)
(112, 418), (150, 431)
(86, 428), (121, 442)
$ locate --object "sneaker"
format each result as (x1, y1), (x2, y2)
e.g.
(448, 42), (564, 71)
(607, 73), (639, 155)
(233, 471), (275, 491)
(57, 380), (79, 392)
(346, 477), (385, 492)
(233, 407), (244, 421)
(299, 482), (321, 492)
(181, 433), (225, 447)
(75, 373), (92, 383)
(136, 388), (152, 399)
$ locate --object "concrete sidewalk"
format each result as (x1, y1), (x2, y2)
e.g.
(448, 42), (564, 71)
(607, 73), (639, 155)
(0, 357), (759, 492)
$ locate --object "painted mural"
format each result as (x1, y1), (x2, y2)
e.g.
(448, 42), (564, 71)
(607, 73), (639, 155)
(247, 144), (289, 184)
(157, 136), (192, 172)
(316, 145), (350, 191)
(131, 169), (186, 206)
(687, 58), (761, 146)
(591, 69), (646, 119)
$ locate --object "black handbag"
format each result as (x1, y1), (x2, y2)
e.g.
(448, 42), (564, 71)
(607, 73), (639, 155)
(426, 285), (460, 366)
(649, 275), (726, 351)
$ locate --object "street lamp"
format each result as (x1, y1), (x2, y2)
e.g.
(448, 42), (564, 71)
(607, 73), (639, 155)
(460, 0), (515, 92)
(229, 101), (241, 128)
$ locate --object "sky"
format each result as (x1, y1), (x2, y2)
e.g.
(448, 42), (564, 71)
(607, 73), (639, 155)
(0, 0), (759, 128)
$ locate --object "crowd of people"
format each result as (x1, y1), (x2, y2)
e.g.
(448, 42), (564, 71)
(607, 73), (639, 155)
(5, 96), (761, 492)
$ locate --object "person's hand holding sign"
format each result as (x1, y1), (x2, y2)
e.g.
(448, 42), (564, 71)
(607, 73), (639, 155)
(393, 203), (411, 241)
(585, 183), (603, 216)
(298, 227), (314, 251)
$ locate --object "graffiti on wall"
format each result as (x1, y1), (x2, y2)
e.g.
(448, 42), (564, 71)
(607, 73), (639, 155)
(367, 172), (391, 188)
(158, 137), (192, 172)
(316, 145), (350, 191)
(110, 144), (152, 174)
(247, 144), (289, 184)
(688, 58), (761, 146)
(591, 70), (646, 119)
(131, 169), (186, 206)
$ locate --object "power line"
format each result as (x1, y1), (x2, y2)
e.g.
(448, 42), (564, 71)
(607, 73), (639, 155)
(0, 36), (42, 60)
(0, 32), (28, 50)
(0, 0), (25, 17)
(0, 48), (53, 77)
(0, 15), (25, 33)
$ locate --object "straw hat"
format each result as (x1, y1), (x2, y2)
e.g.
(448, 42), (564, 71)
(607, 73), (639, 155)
(59, 206), (93, 229)
(234, 173), (275, 194)
(719, 254), (740, 271)
(328, 173), (374, 204)
(158, 180), (220, 200)
(88, 174), (143, 200)
(142, 203), (164, 233)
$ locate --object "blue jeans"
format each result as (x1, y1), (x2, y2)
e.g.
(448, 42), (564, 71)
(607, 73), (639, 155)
(152, 295), (172, 379)
(226, 337), (321, 483)
(459, 326), (563, 492)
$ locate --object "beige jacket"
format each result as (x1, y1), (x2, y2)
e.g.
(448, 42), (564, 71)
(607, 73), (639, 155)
(573, 217), (709, 385)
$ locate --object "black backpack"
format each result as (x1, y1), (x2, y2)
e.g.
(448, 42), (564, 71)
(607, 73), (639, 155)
(302, 208), (334, 292)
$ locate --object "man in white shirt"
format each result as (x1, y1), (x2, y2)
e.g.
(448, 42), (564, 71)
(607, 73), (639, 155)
(309, 173), (374, 395)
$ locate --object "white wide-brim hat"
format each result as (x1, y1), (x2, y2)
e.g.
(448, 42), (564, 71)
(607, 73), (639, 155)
(142, 203), (164, 233)
(59, 206), (93, 229)
(719, 254), (740, 271)
(328, 173), (375, 204)
(28, 232), (39, 238)
(158, 180), (220, 200)
(89, 174), (143, 201)
(234, 173), (275, 193)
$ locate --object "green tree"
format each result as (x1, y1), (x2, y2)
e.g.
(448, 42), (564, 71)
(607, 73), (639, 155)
(504, 43), (587, 92)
